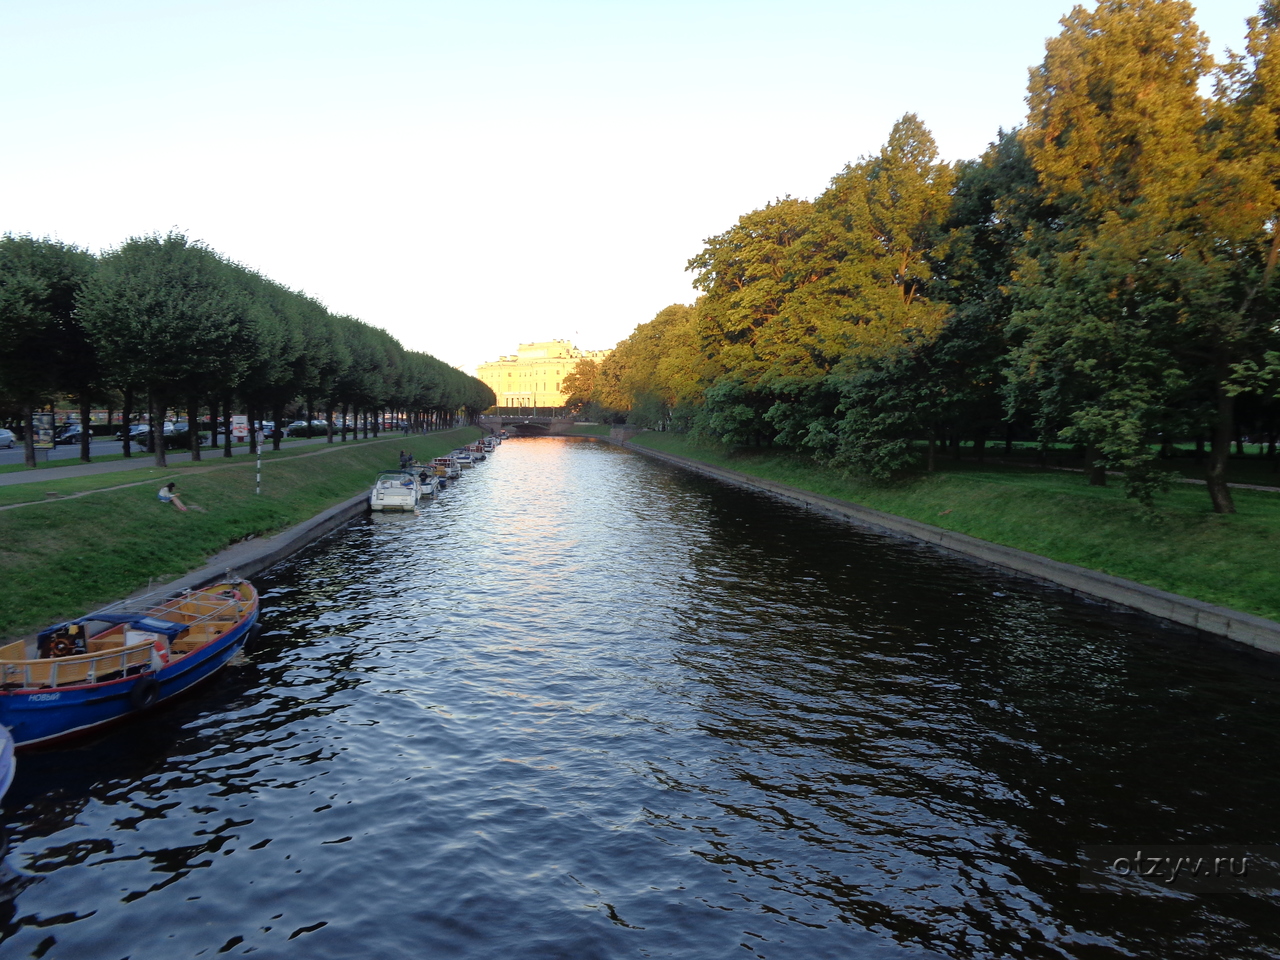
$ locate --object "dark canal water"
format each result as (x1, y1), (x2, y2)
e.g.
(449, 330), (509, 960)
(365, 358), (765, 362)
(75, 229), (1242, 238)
(2, 437), (1279, 959)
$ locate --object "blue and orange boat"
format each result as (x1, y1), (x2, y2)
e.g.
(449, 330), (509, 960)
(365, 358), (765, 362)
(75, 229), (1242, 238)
(0, 581), (258, 748)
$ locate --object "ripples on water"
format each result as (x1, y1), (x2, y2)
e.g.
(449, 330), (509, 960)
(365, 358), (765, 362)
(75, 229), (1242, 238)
(2, 437), (1279, 959)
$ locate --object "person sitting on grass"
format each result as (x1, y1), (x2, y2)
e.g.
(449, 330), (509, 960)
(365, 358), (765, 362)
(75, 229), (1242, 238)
(158, 482), (188, 512)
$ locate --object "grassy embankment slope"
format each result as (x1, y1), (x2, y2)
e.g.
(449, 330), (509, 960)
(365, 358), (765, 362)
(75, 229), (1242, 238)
(0, 428), (481, 640)
(625, 431), (1280, 623)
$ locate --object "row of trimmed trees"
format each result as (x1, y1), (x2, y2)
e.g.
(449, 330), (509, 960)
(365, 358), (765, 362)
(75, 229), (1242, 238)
(568, 0), (1280, 514)
(0, 233), (494, 467)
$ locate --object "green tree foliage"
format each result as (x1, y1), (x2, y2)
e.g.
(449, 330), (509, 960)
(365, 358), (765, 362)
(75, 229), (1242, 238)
(673, 116), (958, 450)
(593, 1), (1280, 515)
(560, 358), (599, 414)
(591, 304), (699, 428)
(790, 115), (957, 467)
(1011, 0), (1280, 512)
(0, 230), (491, 464)
(0, 237), (96, 466)
(79, 234), (246, 466)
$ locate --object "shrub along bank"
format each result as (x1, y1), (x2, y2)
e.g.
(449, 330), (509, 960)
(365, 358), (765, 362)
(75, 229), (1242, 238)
(627, 432), (1280, 624)
(0, 428), (481, 640)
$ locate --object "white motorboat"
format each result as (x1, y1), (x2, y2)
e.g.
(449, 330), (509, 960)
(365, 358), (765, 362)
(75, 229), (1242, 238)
(421, 475), (440, 496)
(369, 470), (420, 511)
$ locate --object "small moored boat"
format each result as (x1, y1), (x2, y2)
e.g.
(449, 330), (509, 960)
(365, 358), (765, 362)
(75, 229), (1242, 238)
(0, 581), (259, 748)
(412, 464), (441, 497)
(431, 457), (460, 480)
(370, 470), (420, 511)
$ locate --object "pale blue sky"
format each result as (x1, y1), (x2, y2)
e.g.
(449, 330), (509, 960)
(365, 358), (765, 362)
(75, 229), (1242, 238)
(0, 0), (1259, 373)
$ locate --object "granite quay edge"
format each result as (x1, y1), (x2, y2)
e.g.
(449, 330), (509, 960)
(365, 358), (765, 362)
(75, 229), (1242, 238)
(605, 436), (1280, 657)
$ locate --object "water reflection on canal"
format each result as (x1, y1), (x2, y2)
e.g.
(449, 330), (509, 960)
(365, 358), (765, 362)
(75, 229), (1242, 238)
(2, 437), (1278, 959)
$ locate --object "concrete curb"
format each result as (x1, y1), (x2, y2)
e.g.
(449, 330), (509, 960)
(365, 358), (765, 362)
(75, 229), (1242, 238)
(126, 492), (370, 601)
(610, 437), (1280, 657)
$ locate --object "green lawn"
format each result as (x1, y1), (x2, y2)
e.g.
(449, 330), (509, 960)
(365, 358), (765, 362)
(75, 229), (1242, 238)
(629, 432), (1280, 623)
(0, 428), (481, 640)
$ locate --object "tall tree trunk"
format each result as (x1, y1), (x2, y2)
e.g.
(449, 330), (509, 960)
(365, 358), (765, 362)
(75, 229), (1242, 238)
(187, 395), (201, 461)
(79, 395), (92, 463)
(1206, 376), (1236, 514)
(975, 429), (987, 464)
(1004, 423), (1014, 455)
(326, 405), (335, 443)
(151, 394), (167, 468)
(1085, 444), (1107, 486)
(224, 393), (235, 457)
(273, 402), (285, 451)
(341, 402), (350, 442)
(926, 436), (936, 473)
(208, 395), (218, 457)
(22, 405), (36, 468)
(248, 402), (258, 455)
(122, 388), (133, 458)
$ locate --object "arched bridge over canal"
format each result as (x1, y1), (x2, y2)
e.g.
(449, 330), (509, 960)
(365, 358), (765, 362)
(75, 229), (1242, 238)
(479, 415), (578, 436)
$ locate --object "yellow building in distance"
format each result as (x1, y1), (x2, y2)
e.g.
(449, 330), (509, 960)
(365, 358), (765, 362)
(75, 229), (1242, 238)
(476, 340), (611, 409)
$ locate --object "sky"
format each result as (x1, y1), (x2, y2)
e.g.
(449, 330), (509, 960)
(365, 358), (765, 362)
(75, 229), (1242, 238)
(0, 0), (1261, 375)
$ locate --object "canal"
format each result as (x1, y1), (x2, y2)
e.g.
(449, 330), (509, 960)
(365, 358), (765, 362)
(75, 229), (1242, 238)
(2, 437), (1278, 959)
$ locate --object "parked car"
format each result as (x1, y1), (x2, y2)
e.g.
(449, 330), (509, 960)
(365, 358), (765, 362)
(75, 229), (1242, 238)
(54, 424), (89, 445)
(168, 422), (208, 443)
(0, 428), (15, 449)
(115, 422), (178, 443)
(115, 424), (151, 442)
